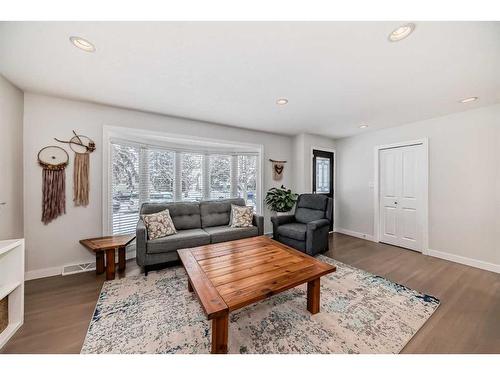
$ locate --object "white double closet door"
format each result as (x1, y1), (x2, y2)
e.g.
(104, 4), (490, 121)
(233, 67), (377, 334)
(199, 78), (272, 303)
(379, 144), (425, 252)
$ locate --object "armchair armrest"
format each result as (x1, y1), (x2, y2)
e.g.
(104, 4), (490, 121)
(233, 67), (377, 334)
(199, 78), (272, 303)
(305, 219), (331, 256)
(252, 214), (264, 235)
(270, 214), (295, 226)
(270, 214), (295, 239)
(306, 219), (330, 231)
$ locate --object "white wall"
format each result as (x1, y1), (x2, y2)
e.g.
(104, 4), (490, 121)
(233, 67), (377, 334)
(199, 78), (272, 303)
(335, 104), (500, 267)
(293, 133), (336, 194)
(23, 93), (295, 278)
(0, 75), (23, 240)
(22, 91), (499, 276)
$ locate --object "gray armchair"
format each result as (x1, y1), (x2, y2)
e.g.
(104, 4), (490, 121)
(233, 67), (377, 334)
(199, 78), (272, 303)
(271, 194), (332, 255)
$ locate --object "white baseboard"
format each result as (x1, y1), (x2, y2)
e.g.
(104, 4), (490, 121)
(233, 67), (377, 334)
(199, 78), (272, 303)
(25, 266), (61, 281)
(334, 227), (375, 242)
(25, 253), (137, 281)
(427, 249), (499, 274)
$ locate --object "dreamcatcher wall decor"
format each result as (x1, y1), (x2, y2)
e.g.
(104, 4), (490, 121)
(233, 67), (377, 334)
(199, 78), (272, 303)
(55, 131), (95, 207)
(38, 146), (69, 224)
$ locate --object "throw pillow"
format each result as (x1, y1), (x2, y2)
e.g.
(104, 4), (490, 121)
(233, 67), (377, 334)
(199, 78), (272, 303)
(230, 204), (253, 228)
(141, 209), (177, 240)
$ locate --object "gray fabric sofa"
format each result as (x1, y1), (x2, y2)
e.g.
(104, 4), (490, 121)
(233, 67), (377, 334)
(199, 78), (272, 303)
(271, 194), (332, 256)
(136, 198), (264, 275)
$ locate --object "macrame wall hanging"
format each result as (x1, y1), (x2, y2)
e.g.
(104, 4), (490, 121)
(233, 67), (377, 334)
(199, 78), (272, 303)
(38, 146), (69, 224)
(55, 131), (95, 207)
(269, 159), (287, 181)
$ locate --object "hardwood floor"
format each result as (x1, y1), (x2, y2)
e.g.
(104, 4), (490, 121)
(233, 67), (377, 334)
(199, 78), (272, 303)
(0, 261), (142, 354)
(1, 233), (499, 354)
(325, 233), (500, 354)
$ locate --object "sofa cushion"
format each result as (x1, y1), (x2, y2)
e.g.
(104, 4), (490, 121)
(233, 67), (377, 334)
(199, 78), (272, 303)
(294, 194), (329, 224)
(146, 228), (210, 254)
(230, 204), (253, 228)
(141, 209), (177, 240)
(277, 222), (307, 241)
(141, 202), (201, 230)
(204, 225), (258, 243)
(200, 198), (245, 228)
(295, 208), (326, 224)
(297, 194), (329, 210)
(140, 202), (171, 215)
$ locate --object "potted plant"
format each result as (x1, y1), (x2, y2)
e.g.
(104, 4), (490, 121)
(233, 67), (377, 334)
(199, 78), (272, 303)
(265, 185), (298, 215)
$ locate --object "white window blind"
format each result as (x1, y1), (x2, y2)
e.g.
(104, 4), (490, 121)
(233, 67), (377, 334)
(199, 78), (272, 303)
(111, 142), (140, 235)
(209, 154), (231, 200)
(146, 148), (175, 203)
(109, 139), (259, 235)
(180, 152), (204, 201)
(237, 155), (258, 210)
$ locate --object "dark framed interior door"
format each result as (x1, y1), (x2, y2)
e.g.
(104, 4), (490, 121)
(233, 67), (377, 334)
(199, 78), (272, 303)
(312, 149), (334, 230)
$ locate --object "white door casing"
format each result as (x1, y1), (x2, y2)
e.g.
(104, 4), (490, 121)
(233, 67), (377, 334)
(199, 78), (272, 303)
(375, 140), (428, 253)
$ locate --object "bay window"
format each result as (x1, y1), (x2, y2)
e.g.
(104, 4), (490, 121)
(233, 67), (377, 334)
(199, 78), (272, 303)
(109, 139), (259, 235)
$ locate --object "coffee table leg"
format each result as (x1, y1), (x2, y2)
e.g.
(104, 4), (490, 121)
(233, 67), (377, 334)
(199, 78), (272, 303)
(118, 247), (126, 272)
(211, 314), (228, 354)
(105, 249), (116, 280)
(96, 252), (105, 275)
(188, 279), (193, 292)
(307, 278), (320, 314)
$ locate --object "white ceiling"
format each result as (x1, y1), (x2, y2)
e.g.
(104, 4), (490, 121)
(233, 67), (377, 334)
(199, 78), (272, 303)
(0, 22), (499, 138)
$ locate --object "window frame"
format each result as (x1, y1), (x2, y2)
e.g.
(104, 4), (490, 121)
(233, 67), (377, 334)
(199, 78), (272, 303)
(102, 126), (263, 236)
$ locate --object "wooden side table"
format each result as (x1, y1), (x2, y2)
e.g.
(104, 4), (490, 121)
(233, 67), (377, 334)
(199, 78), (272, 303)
(80, 235), (135, 280)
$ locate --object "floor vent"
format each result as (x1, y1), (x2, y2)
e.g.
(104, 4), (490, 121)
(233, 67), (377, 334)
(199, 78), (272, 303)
(62, 262), (96, 276)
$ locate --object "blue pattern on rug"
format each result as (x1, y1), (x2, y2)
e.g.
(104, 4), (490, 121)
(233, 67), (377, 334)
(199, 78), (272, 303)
(81, 255), (439, 354)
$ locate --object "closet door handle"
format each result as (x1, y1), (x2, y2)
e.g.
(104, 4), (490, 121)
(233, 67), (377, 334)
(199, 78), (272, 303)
(0, 202), (6, 205)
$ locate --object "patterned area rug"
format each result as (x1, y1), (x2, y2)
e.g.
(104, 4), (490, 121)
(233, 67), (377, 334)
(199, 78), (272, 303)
(81, 255), (439, 354)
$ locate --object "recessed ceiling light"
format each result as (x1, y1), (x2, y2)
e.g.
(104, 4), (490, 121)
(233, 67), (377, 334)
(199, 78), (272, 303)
(276, 98), (288, 105)
(460, 96), (478, 103)
(388, 23), (416, 42)
(359, 124), (368, 129)
(69, 36), (96, 52)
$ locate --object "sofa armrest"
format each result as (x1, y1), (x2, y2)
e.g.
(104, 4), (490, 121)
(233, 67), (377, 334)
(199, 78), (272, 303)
(270, 214), (295, 239)
(252, 214), (264, 235)
(135, 219), (148, 266)
(306, 219), (330, 231)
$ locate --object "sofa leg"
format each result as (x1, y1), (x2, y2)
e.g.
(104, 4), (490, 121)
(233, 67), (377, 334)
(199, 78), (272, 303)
(144, 266), (149, 276)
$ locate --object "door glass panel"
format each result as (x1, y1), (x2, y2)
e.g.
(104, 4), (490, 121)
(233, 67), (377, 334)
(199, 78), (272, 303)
(315, 157), (330, 193)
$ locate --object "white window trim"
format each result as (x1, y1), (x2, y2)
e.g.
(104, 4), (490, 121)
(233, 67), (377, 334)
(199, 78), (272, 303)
(102, 125), (264, 235)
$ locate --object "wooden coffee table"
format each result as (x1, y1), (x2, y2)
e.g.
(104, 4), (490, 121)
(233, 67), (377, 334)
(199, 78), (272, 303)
(80, 234), (135, 280)
(178, 235), (336, 354)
